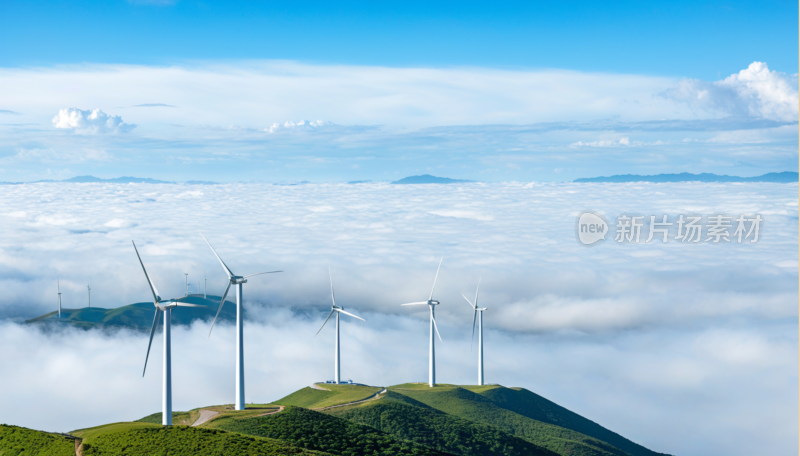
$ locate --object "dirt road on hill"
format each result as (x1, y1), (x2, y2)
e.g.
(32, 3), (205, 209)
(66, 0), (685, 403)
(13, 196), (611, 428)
(315, 388), (387, 411)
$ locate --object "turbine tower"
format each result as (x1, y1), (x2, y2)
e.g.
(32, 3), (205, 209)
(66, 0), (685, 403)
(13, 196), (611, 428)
(202, 233), (282, 411)
(204, 269), (207, 299)
(133, 241), (205, 426)
(462, 279), (487, 386)
(184, 273), (189, 297)
(316, 268), (365, 384)
(57, 280), (62, 318)
(87, 283), (91, 308)
(401, 257), (443, 387)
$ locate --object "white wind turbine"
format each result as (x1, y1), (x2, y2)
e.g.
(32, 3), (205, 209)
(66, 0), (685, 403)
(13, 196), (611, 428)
(57, 280), (62, 318)
(201, 233), (282, 411)
(315, 268), (365, 384)
(401, 257), (444, 387)
(462, 279), (487, 386)
(133, 241), (205, 426)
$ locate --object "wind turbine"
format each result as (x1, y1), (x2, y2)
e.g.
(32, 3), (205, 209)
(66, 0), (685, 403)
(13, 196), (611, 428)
(315, 268), (365, 384)
(401, 257), (443, 387)
(201, 232), (282, 411)
(462, 279), (487, 386)
(57, 280), (62, 318)
(87, 283), (91, 308)
(203, 269), (207, 299)
(133, 241), (205, 426)
(184, 273), (189, 297)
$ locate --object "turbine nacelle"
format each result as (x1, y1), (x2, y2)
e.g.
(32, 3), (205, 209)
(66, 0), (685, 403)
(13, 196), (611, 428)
(231, 276), (247, 285)
(427, 300), (440, 306)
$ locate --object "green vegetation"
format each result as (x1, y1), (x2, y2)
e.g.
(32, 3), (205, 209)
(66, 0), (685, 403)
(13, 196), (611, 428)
(4, 383), (667, 456)
(0, 424), (75, 456)
(135, 411), (195, 425)
(70, 422), (161, 443)
(475, 387), (667, 456)
(326, 391), (557, 456)
(389, 385), (629, 456)
(273, 384), (383, 409)
(207, 405), (452, 456)
(78, 425), (326, 456)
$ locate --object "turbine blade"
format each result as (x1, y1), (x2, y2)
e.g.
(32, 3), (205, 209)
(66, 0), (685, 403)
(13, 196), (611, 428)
(471, 309), (477, 350)
(176, 302), (207, 308)
(400, 301), (428, 306)
(429, 256), (443, 300)
(462, 293), (475, 309)
(242, 271), (282, 279)
(208, 281), (232, 338)
(336, 308), (365, 321)
(143, 309), (160, 377)
(316, 310), (335, 336)
(132, 241), (160, 302)
(57, 279), (60, 293)
(329, 267), (336, 308)
(199, 232), (234, 279)
(474, 278), (481, 309)
(432, 314), (443, 342)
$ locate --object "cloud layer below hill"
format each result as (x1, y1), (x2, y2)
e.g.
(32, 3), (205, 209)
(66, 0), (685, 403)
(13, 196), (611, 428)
(0, 182), (796, 456)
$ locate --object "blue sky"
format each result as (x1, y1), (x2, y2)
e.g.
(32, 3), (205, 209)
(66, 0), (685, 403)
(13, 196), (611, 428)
(2, 0), (797, 78)
(0, 0), (797, 182)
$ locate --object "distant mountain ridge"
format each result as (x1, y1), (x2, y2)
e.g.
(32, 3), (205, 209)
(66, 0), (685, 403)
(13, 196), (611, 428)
(574, 171), (798, 183)
(392, 174), (474, 184)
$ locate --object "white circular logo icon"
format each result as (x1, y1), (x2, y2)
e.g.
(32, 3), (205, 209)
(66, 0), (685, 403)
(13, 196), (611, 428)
(576, 211), (608, 245)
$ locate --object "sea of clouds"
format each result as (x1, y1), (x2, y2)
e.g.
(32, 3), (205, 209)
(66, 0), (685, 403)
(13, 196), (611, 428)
(0, 181), (796, 456)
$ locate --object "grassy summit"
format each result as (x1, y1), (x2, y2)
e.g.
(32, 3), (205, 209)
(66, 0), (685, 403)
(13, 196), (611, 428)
(0, 383), (671, 456)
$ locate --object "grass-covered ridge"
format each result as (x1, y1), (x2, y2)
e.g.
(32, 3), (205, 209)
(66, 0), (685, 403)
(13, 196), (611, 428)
(476, 386), (669, 456)
(135, 411), (196, 425)
(207, 405), (452, 455)
(388, 384), (630, 456)
(325, 390), (558, 456)
(0, 424), (76, 456)
(78, 425), (326, 456)
(272, 383), (383, 409)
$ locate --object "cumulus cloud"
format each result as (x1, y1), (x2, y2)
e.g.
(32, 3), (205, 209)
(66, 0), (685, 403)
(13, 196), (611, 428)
(265, 120), (331, 133)
(52, 108), (136, 134)
(664, 62), (799, 121)
(0, 181), (795, 456)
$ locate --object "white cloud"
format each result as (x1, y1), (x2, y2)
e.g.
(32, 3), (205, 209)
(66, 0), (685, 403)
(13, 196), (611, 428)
(266, 120), (330, 133)
(664, 62), (799, 121)
(571, 136), (631, 147)
(52, 107), (136, 134)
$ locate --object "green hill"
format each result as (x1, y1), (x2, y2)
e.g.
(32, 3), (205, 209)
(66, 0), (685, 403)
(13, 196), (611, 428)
(25, 294), (236, 331)
(72, 421), (325, 456)
(470, 386), (667, 456)
(387, 384), (636, 456)
(272, 384), (384, 409)
(326, 390), (558, 456)
(0, 424), (76, 456)
(206, 405), (453, 456)
(0, 383), (670, 456)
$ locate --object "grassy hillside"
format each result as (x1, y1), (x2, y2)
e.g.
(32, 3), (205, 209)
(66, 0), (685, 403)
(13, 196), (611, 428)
(207, 405), (453, 456)
(135, 411), (196, 425)
(76, 424), (326, 456)
(472, 386), (668, 456)
(273, 384), (383, 409)
(0, 424), (75, 456)
(389, 384), (630, 456)
(25, 294), (236, 331)
(326, 391), (558, 456)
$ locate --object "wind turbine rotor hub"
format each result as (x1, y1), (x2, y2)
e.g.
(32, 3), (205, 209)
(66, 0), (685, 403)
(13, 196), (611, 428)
(231, 276), (247, 284)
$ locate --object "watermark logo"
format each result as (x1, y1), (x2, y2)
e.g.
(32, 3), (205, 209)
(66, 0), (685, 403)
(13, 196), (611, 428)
(575, 211), (763, 246)
(577, 211), (608, 245)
